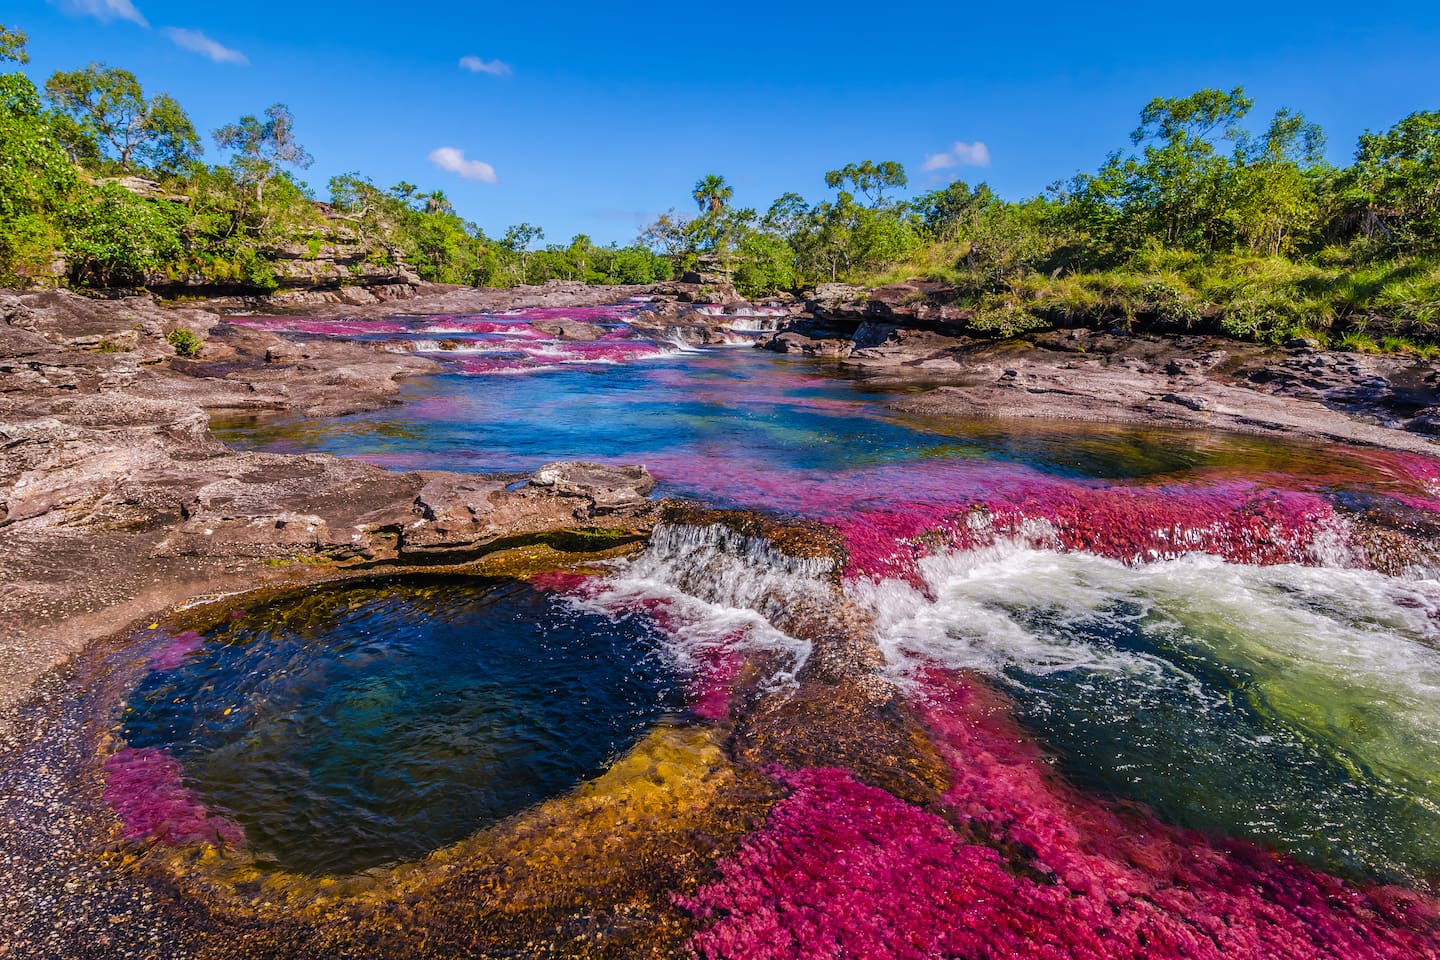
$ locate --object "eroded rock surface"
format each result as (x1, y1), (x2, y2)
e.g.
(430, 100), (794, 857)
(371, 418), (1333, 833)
(0, 288), (668, 735)
(756, 293), (1440, 451)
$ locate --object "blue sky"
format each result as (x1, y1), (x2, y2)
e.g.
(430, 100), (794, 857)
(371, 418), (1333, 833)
(9, 1), (1440, 244)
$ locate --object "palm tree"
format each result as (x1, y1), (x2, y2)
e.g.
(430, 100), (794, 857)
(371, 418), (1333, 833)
(692, 174), (733, 214)
(424, 190), (453, 214)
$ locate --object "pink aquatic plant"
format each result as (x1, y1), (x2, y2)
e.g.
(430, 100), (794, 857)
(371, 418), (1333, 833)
(527, 570), (597, 594)
(226, 307), (679, 376)
(146, 630), (204, 672)
(685, 644), (746, 722)
(103, 746), (245, 847)
(678, 671), (1440, 959)
(446, 339), (673, 374)
(832, 475), (1339, 584)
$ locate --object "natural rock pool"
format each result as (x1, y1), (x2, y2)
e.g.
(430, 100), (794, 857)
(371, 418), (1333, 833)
(114, 577), (679, 875)
(75, 306), (1440, 955)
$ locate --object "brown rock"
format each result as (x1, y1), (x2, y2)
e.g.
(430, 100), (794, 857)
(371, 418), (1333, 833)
(529, 461), (656, 513)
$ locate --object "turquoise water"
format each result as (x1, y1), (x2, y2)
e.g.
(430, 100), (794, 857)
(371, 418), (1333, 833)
(196, 325), (1440, 888)
(120, 577), (680, 875)
(211, 348), (1391, 502)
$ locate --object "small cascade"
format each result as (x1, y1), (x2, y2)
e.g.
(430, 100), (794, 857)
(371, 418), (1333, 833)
(686, 303), (790, 333)
(226, 306), (688, 376)
(573, 523), (835, 685)
(718, 316), (782, 333)
(661, 329), (702, 352)
(847, 540), (1440, 885)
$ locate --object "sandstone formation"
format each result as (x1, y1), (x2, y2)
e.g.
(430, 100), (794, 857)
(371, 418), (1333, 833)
(0, 286), (674, 738)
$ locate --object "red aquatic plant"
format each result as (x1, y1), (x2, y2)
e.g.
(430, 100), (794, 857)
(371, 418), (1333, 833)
(834, 477), (1338, 584)
(678, 670), (1440, 958)
(146, 629), (204, 672)
(103, 747), (245, 848)
(686, 644), (746, 722)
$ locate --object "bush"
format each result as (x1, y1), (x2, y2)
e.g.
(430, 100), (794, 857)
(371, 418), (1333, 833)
(62, 183), (182, 287)
(166, 327), (203, 357)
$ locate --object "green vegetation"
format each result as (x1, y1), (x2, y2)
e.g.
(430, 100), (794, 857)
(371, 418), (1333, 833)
(0, 22), (667, 292)
(166, 327), (203, 357)
(2, 18), (1437, 348)
(643, 87), (1440, 347)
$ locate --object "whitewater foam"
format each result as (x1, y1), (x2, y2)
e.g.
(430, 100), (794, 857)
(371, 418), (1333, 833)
(574, 524), (829, 684)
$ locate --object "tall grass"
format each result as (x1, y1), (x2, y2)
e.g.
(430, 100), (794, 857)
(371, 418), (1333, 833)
(859, 245), (1440, 349)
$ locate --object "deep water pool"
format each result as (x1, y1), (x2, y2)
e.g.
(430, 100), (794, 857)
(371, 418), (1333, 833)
(116, 577), (680, 875)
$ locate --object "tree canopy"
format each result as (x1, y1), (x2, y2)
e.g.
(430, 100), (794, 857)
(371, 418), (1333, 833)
(214, 103), (313, 201)
(45, 64), (200, 174)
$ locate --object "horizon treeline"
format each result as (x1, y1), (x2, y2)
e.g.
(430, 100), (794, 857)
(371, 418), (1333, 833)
(662, 87), (1440, 348)
(0, 22), (671, 293)
(4, 20), (1440, 349)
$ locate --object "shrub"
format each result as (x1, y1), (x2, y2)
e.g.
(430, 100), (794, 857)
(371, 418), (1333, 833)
(166, 327), (203, 357)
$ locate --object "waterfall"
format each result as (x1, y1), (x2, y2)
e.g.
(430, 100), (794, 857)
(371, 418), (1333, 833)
(574, 523), (832, 682)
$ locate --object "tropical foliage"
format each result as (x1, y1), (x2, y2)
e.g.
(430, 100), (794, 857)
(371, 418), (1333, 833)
(0, 23), (665, 291)
(639, 87), (1440, 346)
(2, 17), (1438, 347)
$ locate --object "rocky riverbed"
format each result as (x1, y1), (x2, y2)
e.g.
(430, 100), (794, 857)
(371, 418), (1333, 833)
(4, 281), (1440, 959)
(5, 279), (1439, 729)
(0, 284), (676, 734)
(761, 281), (1440, 450)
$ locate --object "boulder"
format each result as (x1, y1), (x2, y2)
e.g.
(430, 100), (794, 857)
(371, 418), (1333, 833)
(531, 317), (606, 341)
(529, 461), (655, 514)
(414, 475), (507, 521)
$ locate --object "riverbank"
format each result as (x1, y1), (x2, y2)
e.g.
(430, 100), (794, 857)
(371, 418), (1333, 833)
(0, 283), (681, 738)
(6, 283), (1440, 958)
(761, 281), (1440, 450)
(5, 281), (1439, 721)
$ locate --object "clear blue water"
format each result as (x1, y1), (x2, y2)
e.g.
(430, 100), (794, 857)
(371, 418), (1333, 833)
(210, 348), (1361, 505)
(121, 577), (680, 875)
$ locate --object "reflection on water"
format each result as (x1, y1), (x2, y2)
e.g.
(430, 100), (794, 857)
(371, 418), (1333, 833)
(119, 578), (680, 875)
(207, 327), (1440, 897)
(211, 348), (1437, 516)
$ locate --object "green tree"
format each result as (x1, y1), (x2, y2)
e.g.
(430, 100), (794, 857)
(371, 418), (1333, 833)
(44, 65), (200, 174)
(328, 172), (489, 285)
(823, 160), (908, 207)
(640, 210), (693, 267)
(1, 49), (76, 280)
(1226, 109), (1328, 255)
(424, 189), (453, 214)
(1352, 110), (1440, 249)
(213, 103), (313, 201)
(913, 180), (996, 242)
(734, 229), (796, 296)
(501, 222), (544, 282)
(1066, 87), (1263, 254)
(61, 182), (183, 287)
(804, 193), (859, 280)
(762, 192), (811, 244)
(0, 23), (28, 64)
(692, 174), (733, 213)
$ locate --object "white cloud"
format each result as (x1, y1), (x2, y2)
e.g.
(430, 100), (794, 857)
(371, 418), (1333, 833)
(54, 0), (149, 27)
(429, 147), (498, 184)
(921, 140), (992, 171)
(163, 27), (248, 64)
(459, 55), (512, 77)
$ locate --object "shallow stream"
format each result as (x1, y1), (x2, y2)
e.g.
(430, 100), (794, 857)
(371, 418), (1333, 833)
(98, 306), (1440, 955)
